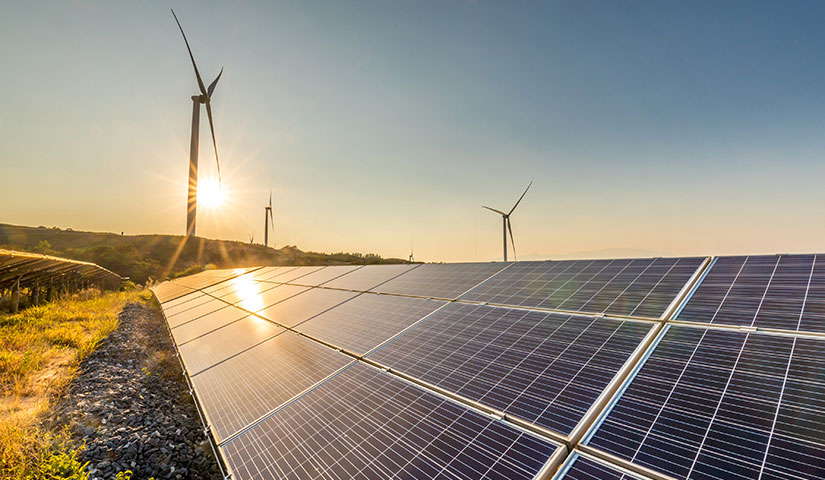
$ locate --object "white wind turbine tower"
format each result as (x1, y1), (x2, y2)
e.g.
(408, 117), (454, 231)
(482, 181), (532, 262)
(264, 190), (275, 248)
(172, 9), (223, 237)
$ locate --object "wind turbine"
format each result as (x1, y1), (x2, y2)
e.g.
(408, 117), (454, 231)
(264, 189), (275, 248)
(482, 181), (532, 262)
(172, 9), (223, 237)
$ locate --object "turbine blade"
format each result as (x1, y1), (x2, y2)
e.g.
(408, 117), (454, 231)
(269, 188), (272, 207)
(171, 9), (208, 97)
(204, 99), (221, 185)
(207, 67), (223, 97)
(507, 218), (517, 261)
(482, 205), (507, 216)
(508, 181), (533, 215)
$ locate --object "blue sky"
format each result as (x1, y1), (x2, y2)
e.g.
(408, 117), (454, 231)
(2, 1), (825, 261)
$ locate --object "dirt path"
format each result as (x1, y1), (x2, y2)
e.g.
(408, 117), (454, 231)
(48, 300), (222, 480)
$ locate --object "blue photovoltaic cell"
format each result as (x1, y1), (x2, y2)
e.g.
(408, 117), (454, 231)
(585, 325), (825, 480)
(462, 257), (704, 318)
(372, 262), (509, 299)
(191, 332), (352, 442)
(675, 254), (825, 333)
(295, 293), (446, 354)
(555, 454), (638, 480)
(369, 303), (654, 435)
(222, 362), (558, 480)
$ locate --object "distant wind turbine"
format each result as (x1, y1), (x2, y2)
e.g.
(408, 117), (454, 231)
(482, 181), (532, 262)
(264, 189), (275, 248)
(172, 9), (223, 237)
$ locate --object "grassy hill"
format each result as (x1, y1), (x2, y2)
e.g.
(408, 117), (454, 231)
(0, 223), (406, 285)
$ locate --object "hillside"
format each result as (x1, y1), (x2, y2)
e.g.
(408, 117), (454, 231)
(0, 223), (406, 284)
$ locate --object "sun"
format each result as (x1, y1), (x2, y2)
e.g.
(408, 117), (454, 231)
(198, 177), (224, 208)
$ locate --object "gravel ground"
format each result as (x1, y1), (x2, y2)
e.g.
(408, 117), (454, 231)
(49, 300), (223, 480)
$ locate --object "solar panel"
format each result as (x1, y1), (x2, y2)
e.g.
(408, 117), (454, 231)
(170, 268), (254, 290)
(161, 292), (218, 317)
(170, 305), (250, 345)
(281, 265), (364, 286)
(237, 284), (311, 314)
(583, 325), (825, 480)
(153, 282), (196, 303)
(554, 453), (643, 480)
(221, 362), (560, 480)
(178, 314), (285, 375)
(265, 266), (326, 284)
(243, 266), (291, 281)
(191, 331), (353, 442)
(257, 288), (360, 328)
(165, 299), (230, 329)
(462, 258), (704, 318)
(369, 302), (655, 436)
(159, 289), (205, 309)
(372, 262), (509, 299)
(676, 254), (825, 333)
(322, 264), (419, 291)
(295, 293), (447, 354)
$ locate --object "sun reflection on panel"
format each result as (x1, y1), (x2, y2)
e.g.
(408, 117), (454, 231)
(231, 274), (264, 313)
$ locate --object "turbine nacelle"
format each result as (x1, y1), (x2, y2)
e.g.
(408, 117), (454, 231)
(482, 181), (532, 262)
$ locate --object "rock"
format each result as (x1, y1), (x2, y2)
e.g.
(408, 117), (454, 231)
(46, 301), (222, 479)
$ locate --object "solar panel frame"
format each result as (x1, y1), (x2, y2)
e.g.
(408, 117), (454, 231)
(554, 452), (651, 480)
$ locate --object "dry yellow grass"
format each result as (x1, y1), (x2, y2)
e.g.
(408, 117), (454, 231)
(0, 288), (147, 479)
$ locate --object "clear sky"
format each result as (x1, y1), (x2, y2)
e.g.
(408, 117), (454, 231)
(2, 1), (825, 262)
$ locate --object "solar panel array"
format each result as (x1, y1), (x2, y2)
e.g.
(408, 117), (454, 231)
(152, 254), (825, 480)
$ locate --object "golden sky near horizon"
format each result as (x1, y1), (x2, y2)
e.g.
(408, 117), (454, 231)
(2, 2), (825, 261)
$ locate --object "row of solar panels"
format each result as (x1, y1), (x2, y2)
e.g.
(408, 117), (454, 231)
(152, 254), (825, 480)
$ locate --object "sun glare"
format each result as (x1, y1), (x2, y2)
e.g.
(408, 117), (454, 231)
(198, 178), (224, 208)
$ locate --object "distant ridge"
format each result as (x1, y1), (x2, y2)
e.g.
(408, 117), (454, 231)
(0, 223), (406, 284)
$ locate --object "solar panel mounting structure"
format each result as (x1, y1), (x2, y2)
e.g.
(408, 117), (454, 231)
(152, 254), (825, 480)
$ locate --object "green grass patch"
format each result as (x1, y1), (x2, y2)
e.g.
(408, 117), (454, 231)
(0, 288), (147, 479)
